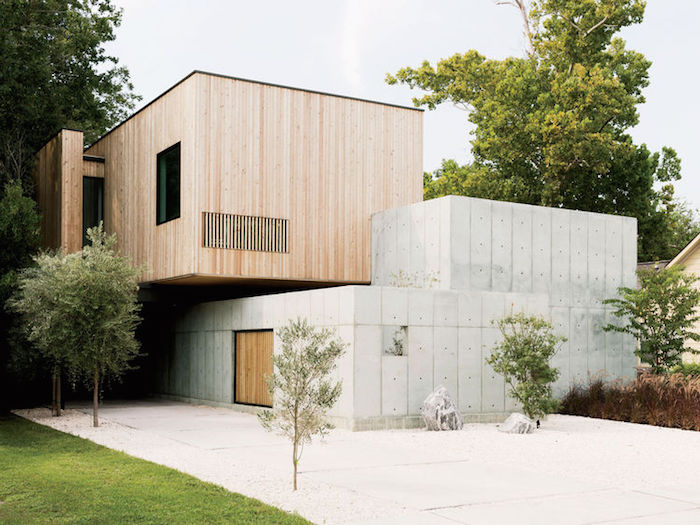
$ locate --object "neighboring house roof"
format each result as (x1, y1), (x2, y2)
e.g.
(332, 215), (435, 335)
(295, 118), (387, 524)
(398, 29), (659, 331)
(637, 260), (670, 272)
(667, 232), (700, 268)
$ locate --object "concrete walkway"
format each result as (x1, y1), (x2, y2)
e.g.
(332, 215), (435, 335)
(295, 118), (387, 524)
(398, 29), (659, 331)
(19, 400), (700, 524)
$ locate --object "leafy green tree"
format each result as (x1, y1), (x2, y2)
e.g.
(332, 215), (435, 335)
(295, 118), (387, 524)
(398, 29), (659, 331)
(9, 224), (141, 425)
(0, 180), (40, 413)
(487, 313), (565, 420)
(1, 0), (139, 411)
(390, 0), (693, 261)
(604, 267), (700, 372)
(0, 0), (140, 189)
(258, 319), (346, 490)
(7, 252), (72, 416)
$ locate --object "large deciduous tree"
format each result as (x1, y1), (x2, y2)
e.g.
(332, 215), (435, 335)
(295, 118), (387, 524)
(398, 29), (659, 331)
(0, 0), (140, 189)
(387, 0), (697, 261)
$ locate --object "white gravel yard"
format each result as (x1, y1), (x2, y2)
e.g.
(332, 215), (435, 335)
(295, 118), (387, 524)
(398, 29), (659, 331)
(15, 401), (700, 525)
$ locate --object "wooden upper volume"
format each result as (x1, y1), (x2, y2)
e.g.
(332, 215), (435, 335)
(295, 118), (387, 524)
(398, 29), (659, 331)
(33, 71), (424, 287)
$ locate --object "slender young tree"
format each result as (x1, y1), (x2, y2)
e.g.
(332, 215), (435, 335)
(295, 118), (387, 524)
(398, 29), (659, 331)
(70, 225), (142, 426)
(258, 318), (345, 490)
(604, 267), (700, 372)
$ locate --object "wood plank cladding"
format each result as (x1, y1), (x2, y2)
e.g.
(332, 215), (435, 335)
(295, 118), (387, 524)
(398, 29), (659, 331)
(34, 71), (423, 285)
(192, 72), (423, 284)
(202, 211), (288, 253)
(83, 75), (197, 282)
(235, 330), (273, 407)
(32, 129), (84, 253)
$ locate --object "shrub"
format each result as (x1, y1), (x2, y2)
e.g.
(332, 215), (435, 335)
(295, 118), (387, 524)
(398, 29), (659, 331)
(560, 374), (700, 431)
(487, 313), (565, 420)
(671, 362), (700, 378)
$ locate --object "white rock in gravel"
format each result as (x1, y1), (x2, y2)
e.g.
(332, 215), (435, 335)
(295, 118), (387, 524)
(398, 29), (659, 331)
(421, 386), (463, 431)
(499, 413), (536, 434)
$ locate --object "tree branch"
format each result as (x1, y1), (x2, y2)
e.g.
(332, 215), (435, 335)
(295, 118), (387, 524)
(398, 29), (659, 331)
(597, 116), (614, 133)
(584, 16), (609, 38)
(495, 0), (535, 57)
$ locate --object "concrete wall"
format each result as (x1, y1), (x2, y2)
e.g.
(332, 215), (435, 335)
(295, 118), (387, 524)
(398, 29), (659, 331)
(162, 285), (550, 429)
(158, 196), (638, 429)
(371, 196), (639, 388)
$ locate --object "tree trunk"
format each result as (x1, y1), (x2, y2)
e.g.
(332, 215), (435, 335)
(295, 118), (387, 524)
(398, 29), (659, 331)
(51, 375), (57, 416)
(56, 373), (61, 417)
(92, 368), (99, 427)
(292, 413), (298, 491)
(292, 441), (298, 491)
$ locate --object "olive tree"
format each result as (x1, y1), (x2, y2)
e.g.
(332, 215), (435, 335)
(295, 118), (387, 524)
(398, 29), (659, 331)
(258, 318), (346, 490)
(487, 313), (565, 421)
(7, 254), (72, 416)
(604, 266), (700, 372)
(10, 224), (141, 425)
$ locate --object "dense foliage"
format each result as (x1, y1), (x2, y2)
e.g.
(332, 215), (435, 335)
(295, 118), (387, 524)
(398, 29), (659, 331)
(604, 267), (700, 372)
(0, 0), (139, 412)
(9, 225), (142, 426)
(670, 362), (700, 379)
(0, 0), (139, 189)
(561, 374), (700, 431)
(487, 313), (565, 420)
(388, 0), (698, 261)
(258, 319), (345, 490)
(0, 181), (41, 412)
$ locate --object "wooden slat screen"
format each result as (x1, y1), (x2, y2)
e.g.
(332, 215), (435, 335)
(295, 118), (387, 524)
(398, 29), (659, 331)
(202, 211), (288, 253)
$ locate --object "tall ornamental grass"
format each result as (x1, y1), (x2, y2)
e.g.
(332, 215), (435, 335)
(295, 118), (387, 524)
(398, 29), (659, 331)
(561, 374), (700, 431)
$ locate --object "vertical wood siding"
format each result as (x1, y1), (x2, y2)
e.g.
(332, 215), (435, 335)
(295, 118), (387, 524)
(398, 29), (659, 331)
(235, 330), (273, 407)
(36, 72), (422, 284)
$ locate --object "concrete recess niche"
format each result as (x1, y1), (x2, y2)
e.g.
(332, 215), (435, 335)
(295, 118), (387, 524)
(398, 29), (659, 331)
(161, 196), (638, 430)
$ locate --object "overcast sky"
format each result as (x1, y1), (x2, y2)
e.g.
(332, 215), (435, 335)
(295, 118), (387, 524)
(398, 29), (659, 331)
(107, 0), (700, 209)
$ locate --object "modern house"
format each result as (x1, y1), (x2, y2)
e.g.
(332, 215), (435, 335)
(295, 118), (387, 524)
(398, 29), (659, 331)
(33, 71), (637, 429)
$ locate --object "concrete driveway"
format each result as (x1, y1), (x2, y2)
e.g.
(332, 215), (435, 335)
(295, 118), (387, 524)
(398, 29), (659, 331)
(21, 400), (700, 524)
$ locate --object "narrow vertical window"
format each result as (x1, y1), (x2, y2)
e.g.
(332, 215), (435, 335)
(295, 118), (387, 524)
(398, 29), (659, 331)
(82, 176), (104, 246)
(156, 142), (181, 224)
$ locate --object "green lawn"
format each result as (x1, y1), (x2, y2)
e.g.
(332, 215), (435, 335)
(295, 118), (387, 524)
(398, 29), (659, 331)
(0, 415), (309, 524)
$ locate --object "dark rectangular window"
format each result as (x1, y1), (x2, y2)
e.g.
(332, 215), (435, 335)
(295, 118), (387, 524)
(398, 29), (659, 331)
(82, 176), (104, 246)
(156, 142), (181, 225)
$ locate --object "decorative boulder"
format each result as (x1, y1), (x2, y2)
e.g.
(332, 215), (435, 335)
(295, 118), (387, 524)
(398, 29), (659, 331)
(498, 413), (536, 434)
(421, 386), (463, 431)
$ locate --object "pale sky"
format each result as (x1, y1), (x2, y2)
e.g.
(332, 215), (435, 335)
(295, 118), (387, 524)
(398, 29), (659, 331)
(107, 0), (700, 209)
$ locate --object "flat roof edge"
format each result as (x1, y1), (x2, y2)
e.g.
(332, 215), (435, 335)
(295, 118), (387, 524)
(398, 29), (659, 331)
(86, 70), (423, 151)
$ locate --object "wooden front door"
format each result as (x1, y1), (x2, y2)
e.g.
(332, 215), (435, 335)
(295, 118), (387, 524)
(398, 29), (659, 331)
(235, 330), (273, 407)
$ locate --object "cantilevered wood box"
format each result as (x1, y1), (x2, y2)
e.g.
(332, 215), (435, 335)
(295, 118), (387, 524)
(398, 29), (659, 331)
(33, 71), (423, 289)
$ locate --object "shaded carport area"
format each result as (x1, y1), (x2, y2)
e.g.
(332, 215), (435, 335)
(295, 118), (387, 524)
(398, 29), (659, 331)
(23, 399), (700, 525)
